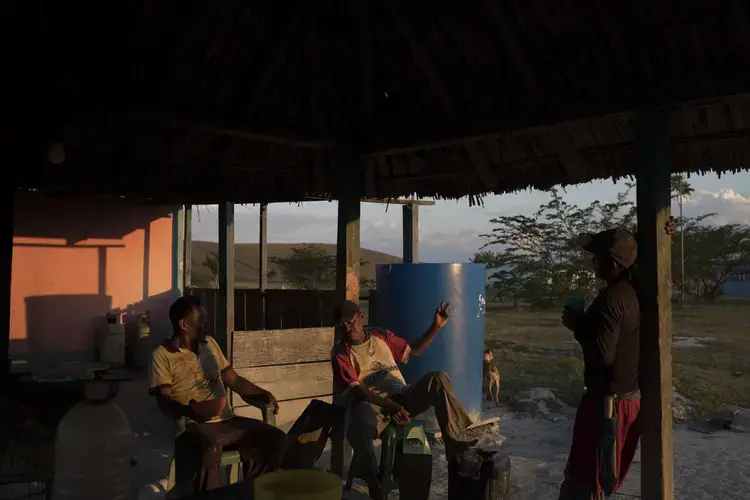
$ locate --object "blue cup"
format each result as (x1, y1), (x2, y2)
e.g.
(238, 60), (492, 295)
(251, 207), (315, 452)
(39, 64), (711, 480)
(566, 296), (586, 313)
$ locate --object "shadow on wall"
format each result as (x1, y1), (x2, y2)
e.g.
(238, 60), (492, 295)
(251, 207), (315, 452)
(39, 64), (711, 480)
(10, 193), (178, 366)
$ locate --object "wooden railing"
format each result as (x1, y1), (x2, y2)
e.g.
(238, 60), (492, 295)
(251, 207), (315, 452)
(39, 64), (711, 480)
(186, 287), (379, 336)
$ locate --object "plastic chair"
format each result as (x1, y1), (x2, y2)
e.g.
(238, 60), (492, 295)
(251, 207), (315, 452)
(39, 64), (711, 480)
(166, 398), (276, 493)
(345, 420), (432, 498)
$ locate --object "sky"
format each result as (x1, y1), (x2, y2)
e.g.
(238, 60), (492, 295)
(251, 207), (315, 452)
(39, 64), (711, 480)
(191, 172), (750, 263)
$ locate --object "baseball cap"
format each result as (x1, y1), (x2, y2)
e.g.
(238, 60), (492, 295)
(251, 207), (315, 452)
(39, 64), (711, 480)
(333, 300), (361, 322)
(578, 228), (638, 269)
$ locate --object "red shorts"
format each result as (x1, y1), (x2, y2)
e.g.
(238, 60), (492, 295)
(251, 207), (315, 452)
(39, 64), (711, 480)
(562, 392), (641, 497)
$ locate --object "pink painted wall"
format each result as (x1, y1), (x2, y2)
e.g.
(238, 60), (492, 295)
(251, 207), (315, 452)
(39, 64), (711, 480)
(10, 194), (177, 362)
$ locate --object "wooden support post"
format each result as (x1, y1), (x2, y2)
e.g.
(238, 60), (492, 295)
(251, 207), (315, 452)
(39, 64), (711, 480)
(331, 157), (361, 478)
(1, 191), (13, 384)
(402, 203), (419, 263)
(184, 205), (192, 290)
(172, 207), (185, 298)
(635, 108), (675, 500)
(259, 203), (268, 329)
(335, 159), (362, 311)
(217, 203), (235, 359)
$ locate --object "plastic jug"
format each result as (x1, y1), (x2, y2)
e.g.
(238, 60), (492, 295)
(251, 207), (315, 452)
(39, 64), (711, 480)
(53, 382), (133, 500)
(254, 469), (341, 499)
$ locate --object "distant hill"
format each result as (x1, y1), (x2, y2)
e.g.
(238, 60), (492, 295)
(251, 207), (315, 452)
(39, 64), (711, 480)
(190, 241), (401, 289)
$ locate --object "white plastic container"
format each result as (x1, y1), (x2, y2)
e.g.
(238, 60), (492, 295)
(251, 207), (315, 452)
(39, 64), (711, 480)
(53, 383), (133, 500)
(100, 314), (126, 366)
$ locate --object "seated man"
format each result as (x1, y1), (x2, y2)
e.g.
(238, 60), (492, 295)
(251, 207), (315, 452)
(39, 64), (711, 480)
(149, 296), (287, 492)
(331, 300), (477, 500)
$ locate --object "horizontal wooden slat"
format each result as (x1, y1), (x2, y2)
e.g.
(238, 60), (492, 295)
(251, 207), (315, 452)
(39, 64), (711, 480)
(232, 327), (334, 368)
(234, 396), (333, 432)
(233, 362), (333, 403)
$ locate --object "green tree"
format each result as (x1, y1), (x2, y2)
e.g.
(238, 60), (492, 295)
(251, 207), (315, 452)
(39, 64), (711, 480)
(471, 251), (527, 308)
(476, 186), (637, 307)
(671, 221), (750, 302)
(270, 247), (376, 292)
(202, 251), (220, 288)
(671, 174), (695, 305)
(270, 246), (337, 290)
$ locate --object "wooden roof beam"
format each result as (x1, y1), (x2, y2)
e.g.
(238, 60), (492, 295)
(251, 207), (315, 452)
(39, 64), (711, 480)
(243, 6), (307, 117)
(548, 130), (590, 183)
(481, 0), (539, 98)
(359, 0), (374, 127)
(465, 142), (499, 189)
(133, 114), (338, 150)
(388, 2), (455, 115)
(362, 198), (435, 206)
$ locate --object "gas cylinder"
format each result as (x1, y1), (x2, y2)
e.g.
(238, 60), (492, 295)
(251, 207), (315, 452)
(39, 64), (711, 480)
(99, 313), (126, 366)
(53, 382), (133, 500)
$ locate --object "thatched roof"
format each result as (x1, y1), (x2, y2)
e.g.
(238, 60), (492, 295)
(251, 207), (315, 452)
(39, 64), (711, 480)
(15, 1), (750, 204)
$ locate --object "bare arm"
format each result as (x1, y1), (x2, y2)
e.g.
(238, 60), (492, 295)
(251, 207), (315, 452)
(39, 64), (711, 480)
(409, 321), (441, 357)
(222, 368), (279, 413)
(152, 386), (194, 420)
(409, 301), (450, 356)
(349, 384), (396, 410)
(221, 368), (266, 399)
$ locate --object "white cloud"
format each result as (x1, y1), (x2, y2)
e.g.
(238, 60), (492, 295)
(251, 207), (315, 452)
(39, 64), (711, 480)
(190, 176), (750, 263)
(681, 188), (750, 225)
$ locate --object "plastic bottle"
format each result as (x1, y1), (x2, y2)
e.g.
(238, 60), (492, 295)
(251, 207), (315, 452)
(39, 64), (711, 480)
(53, 382), (133, 500)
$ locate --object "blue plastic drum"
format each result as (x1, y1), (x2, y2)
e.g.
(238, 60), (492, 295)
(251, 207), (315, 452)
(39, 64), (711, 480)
(375, 263), (486, 418)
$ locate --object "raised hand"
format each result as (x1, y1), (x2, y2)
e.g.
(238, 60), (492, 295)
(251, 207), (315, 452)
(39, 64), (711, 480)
(434, 300), (451, 328)
(665, 216), (677, 236)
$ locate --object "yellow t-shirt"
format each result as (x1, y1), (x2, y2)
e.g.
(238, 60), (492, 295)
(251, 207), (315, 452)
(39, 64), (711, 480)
(149, 335), (234, 424)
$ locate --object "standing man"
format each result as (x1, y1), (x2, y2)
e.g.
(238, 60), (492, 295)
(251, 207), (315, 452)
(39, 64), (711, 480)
(331, 300), (478, 500)
(149, 296), (287, 492)
(558, 219), (676, 499)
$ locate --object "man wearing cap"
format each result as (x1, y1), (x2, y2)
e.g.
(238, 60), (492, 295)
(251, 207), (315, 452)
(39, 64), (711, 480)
(331, 300), (477, 500)
(558, 218), (676, 499)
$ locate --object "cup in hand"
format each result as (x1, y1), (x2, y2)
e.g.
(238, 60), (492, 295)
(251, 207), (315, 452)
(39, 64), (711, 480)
(566, 296), (586, 313)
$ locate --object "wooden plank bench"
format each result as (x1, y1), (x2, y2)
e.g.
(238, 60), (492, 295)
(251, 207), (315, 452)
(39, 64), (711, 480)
(230, 328), (335, 431)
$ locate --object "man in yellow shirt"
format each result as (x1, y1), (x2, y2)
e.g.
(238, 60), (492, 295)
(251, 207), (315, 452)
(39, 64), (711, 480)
(149, 296), (287, 492)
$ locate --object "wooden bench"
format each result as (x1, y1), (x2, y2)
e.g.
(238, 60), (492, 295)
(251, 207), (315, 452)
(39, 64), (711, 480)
(229, 328), (335, 431)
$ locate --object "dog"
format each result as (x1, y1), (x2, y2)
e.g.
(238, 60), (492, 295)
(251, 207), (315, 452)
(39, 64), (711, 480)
(483, 349), (500, 407)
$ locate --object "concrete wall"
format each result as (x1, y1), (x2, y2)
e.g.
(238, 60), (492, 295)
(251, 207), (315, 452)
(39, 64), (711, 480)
(10, 193), (177, 363)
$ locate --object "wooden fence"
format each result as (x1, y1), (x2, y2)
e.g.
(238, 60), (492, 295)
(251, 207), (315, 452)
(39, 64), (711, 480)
(186, 287), (379, 336)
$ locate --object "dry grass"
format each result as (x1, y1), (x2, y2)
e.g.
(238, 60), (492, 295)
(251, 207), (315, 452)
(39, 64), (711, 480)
(484, 301), (750, 418)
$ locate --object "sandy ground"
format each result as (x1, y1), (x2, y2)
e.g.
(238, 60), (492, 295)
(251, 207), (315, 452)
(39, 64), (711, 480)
(121, 374), (750, 500)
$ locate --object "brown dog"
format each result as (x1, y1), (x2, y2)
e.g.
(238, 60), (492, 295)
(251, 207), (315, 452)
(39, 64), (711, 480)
(483, 349), (500, 407)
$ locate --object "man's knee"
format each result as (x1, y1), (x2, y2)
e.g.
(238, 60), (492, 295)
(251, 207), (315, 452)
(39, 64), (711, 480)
(425, 370), (451, 386)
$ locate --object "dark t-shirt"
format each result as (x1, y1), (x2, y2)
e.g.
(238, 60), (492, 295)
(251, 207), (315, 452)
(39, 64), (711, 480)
(574, 278), (640, 396)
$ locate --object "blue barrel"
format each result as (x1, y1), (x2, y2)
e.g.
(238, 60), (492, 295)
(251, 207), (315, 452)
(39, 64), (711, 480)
(375, 263), (486, 418)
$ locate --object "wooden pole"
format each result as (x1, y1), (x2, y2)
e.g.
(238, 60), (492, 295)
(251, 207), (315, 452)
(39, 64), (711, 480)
(331, 157), (361, 478)
(184, 205), (192, 290)
(259, 203), (268, 329)
(403, 203), (419, 263)
(1, 191), (13, 384)
(171, 207), (185, 298)
(217, 202), (235, 359)
(335, 160), (362, 311)
(635, 107), (675, 500)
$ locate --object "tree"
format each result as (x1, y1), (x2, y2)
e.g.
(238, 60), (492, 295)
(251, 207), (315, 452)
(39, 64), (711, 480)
(202, 251), (220, 288)
(671, 220), (750, 302)
(671, 174), (695, 305)
(471, 251), (527, 308)
(270, 246), (337, 290)
(476, 186), (637, 307)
